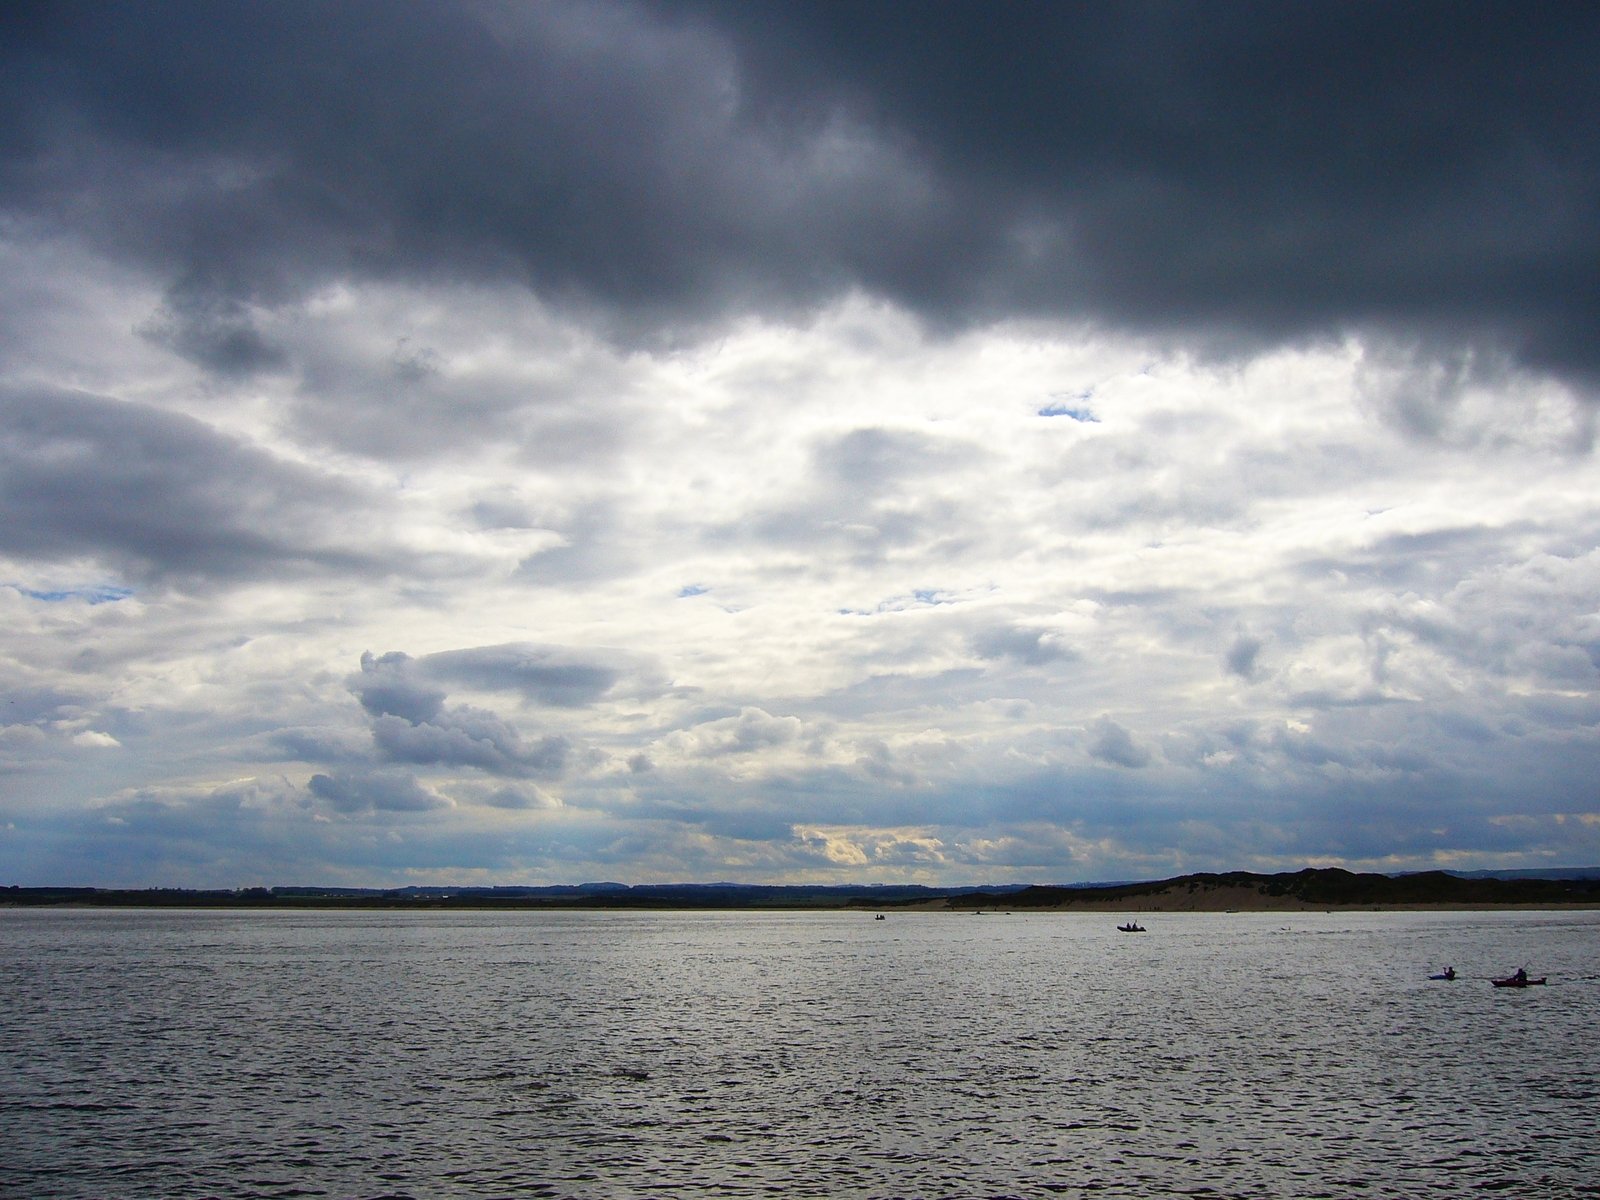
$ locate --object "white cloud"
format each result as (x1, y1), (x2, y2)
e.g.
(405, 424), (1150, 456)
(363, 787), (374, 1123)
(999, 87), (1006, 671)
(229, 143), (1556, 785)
(5, 301), (1598, 885)
(662, 708), (808, 760)
(3, 3), (1598, 886)
(70, 731), (122, 749)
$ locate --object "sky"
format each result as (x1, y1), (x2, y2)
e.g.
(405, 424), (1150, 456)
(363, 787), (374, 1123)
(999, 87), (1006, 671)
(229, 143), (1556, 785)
(2, 0), (1598, 888)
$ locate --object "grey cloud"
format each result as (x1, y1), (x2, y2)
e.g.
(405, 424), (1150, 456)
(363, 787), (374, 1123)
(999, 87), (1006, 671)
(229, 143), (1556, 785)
(1088, 716), (1152, 769)
(5, 775), (594, 887)
(638, 798), (798, 844)
(468, 783), (560, 810)
(0, 683), (88, 729)
(818, 668), (987, 722)
(350, 652), (446, 725)
(419, 643), (624, 708)
(348, 649), (573, 779)
(307, 770), (448, 814)
(744, 503), (938, 565)
(0, 385), (385, 587)
(354, 641), (651, 711)
(515, 501), (638, 586)
(1358, 548), (1600, 691)
(854, 739), (915, 787)
(264, 726), (371, 765)
(972, 624), (1073, 667)
(817, 427), (972, 496)
(10, 2), (1589, 386)
(1356, 339), (1598, 451)
(138, 283), (287, 376)
(733, 426), (982, 564)
(1286, 687), (1398, 712)
(1224, 634), (1264, 681)
(1296, 523), (1537, 593)
(2, 0), (883, 335)
(9, 775), (519, 887)
(287, 316), (635, 465)
(1270, 726), (1433, 775)
(6, 1), (1600, 890)
(469, 489), (541, 531)
(370, 711), (570, 779)
(703, 2), (1600, 381)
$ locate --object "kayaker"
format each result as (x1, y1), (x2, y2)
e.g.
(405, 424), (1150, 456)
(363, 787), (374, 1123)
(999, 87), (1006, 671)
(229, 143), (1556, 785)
(1443, 966), (1455, 980)
(1514, 967), (1527, 983)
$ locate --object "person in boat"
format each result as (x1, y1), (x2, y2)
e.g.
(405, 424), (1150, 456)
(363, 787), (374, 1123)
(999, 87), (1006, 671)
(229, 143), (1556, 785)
(1514, 967), (1527, 983)
(1443, 966), (1455, 980)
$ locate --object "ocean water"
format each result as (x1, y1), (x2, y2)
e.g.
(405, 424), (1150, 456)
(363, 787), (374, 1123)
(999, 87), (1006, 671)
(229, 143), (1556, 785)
(2, 906), (1597, 1200)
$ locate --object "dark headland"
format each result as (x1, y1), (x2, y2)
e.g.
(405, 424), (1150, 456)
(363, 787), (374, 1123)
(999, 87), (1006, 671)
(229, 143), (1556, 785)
(6, 868), (1600, 911)
(933, 868), (1600, 912)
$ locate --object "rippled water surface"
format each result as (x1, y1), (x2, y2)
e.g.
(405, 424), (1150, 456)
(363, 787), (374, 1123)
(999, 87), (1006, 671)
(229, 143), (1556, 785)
(3, 907), (1598, 1199)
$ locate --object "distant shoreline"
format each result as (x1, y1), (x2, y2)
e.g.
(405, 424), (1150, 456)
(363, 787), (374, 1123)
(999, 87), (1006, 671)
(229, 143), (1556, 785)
(6, 868), (1600, 912)
(931, 889), (1600, 914)
(6, 899), (1598, 913)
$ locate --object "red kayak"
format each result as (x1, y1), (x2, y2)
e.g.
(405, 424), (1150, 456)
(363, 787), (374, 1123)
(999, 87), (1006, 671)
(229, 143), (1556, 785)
(1491, 975), (1546, 988)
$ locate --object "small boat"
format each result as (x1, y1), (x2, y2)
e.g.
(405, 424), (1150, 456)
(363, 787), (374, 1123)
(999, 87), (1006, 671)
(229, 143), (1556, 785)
(1117, 921), (1146, 933)
(874, 914), (885, 920)
(1491, 974), (1546, 988)
(1429, 967), (1456, 981)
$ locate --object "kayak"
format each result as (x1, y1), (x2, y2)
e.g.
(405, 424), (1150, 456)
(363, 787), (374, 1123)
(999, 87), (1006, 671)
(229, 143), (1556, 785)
(1491, 976), (1546, 988)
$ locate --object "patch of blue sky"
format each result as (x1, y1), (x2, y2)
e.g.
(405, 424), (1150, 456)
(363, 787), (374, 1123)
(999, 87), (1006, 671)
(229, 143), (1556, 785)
(17, 584), (133, 605)
(1039, 389), (1098, 421)
(842, 589), (959, 617)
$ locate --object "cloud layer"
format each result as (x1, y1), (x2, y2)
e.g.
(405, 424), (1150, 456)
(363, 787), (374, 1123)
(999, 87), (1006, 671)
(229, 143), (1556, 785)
(2, 1), (1597, 885)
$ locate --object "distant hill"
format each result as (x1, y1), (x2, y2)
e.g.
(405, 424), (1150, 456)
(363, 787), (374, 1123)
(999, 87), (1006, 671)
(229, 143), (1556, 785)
(1438, 866), (1600, 881)
(938, 868), (1600, 911)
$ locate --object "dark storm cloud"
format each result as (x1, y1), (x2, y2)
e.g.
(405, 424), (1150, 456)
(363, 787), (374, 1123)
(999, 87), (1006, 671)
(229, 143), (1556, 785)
(704, 0), (1600, 378)
(5, 1), (1595, 380)
(0, 385), (385, 585)
(2, 0), (855, 334)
